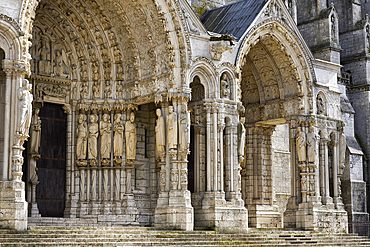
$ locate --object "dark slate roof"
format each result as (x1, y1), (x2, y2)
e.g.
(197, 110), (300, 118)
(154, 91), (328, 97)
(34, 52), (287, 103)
(201, 0), (268, 40)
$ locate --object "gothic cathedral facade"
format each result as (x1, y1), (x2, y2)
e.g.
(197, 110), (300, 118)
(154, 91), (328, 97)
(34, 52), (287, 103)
(0, 0), (369, 234)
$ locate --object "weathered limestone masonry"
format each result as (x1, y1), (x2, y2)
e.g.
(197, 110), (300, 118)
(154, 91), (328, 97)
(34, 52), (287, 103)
(0, 0), (367, 235)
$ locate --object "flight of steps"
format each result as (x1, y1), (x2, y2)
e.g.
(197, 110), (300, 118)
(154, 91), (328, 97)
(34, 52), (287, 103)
(1, 226), (370, 246)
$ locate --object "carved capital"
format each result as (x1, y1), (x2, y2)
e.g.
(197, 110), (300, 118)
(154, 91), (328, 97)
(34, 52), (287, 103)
(63, 104), (72, 115)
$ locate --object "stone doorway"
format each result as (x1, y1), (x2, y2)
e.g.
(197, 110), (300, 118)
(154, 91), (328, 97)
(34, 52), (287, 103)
(36, 103), (67, 217)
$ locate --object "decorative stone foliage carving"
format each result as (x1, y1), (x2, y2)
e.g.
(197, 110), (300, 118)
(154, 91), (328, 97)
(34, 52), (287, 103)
(210, 40), (233, 61)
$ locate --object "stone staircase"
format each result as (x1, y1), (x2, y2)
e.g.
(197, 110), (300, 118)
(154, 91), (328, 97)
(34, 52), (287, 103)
(1, 226), (370, 246)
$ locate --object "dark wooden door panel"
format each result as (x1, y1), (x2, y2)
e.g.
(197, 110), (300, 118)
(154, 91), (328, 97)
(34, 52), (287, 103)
(36, 103), (66, 217)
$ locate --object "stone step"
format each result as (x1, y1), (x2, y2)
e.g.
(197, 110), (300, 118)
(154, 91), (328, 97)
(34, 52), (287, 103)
(2, 226), (370, 247)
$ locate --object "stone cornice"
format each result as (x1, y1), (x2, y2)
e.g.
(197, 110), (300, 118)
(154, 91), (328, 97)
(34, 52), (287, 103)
(30, 74), (72, 86)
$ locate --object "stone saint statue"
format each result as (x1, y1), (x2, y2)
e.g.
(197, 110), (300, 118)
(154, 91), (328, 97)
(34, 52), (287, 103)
(29, 108), (41, 155)
(88, 114), (99, 160)
(179, 105), (190, 151)
(220, 74), (230, 99)
(125, 112), (137, 160)
(76, 114), (87, 160)
(113, 114), (124, 158)
(54, 50), (68, 78)
(17, 79), (33, 136)
(155, 109), (165, 154)
(296, 128), (306, 163)
(307, 127), (316, 163)
(100, 114), (112, 159)
(238, 117), (246, 158)
(339, 131), (347, 166)
(167, 106), (177, 150)
(37, 40), (50, 75)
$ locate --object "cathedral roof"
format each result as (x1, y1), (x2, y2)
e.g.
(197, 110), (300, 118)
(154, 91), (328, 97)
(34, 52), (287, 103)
(201, 0), (268, 40)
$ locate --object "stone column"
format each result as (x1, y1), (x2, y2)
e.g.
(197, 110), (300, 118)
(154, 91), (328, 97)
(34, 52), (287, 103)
(205, 104), (212, 192)
(218, 124), (225, 192)
(212, 106), (218, 191)
(0, 62), (29, 230)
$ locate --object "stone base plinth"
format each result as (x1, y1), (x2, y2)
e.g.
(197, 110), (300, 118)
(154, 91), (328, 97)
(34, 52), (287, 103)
(195, 192), (248, 233)
(0, 180), (28, 231)
(247, 204), (281, 228)
(195, 206), (248, 233)
(122, 194), (140, 225)
(284, 201), (348, 233)
(155, 190), (193, 231)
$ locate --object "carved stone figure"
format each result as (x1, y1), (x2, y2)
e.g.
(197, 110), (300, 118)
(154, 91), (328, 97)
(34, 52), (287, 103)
(113, 46), (122, 62)
(104, 62), (111, 80)
(296, 127), (306, 163)
(179, 105), (190, 151)
(92, 62), (99, 81)
(17, 79), (33, 136)
(317, 95), (325, 115)
(133, 81), (140, 97)
(54, 50), (69, 78)
(76, 114), (87, 160)
(307, 127), (316, 163)
(116, 64), (124, 80)
(29, 108), (41, 155)
(155, 109), (165, 155)
(116, 81), (123, 98)
(88, 114), (99, 160)
(80, 82), (89, 99)
(238, 117), (246, 158)
(167, 106), (178, 150)
(113, 114), (124, 157)
(37, 40), (50, 75)
(125, 112), (137, 160)
(104, 81), (111, 98)
(100, 114), (112, 159)
(92, 81), (100, 98)
(220, 74), (230, 99)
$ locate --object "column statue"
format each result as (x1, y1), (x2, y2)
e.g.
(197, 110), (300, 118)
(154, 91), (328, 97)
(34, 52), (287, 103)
(29, 108), (41, 155)
(179, 105), (190, 152)
(155, 109), (165, 157)
(88, 114), (99, 160)
(307, 127), (316, 163)
(113, 114), (124, 157)
(125, 112), (137, 161)
(296, 127), (306, 162)
(100, 114), (112, 159)
(238, 117), (246, 161)
(17, 79), (33, 137)
(76, 114), (87, 160)
(167, 105), (177, 150)
(339, 131), (347, 168)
